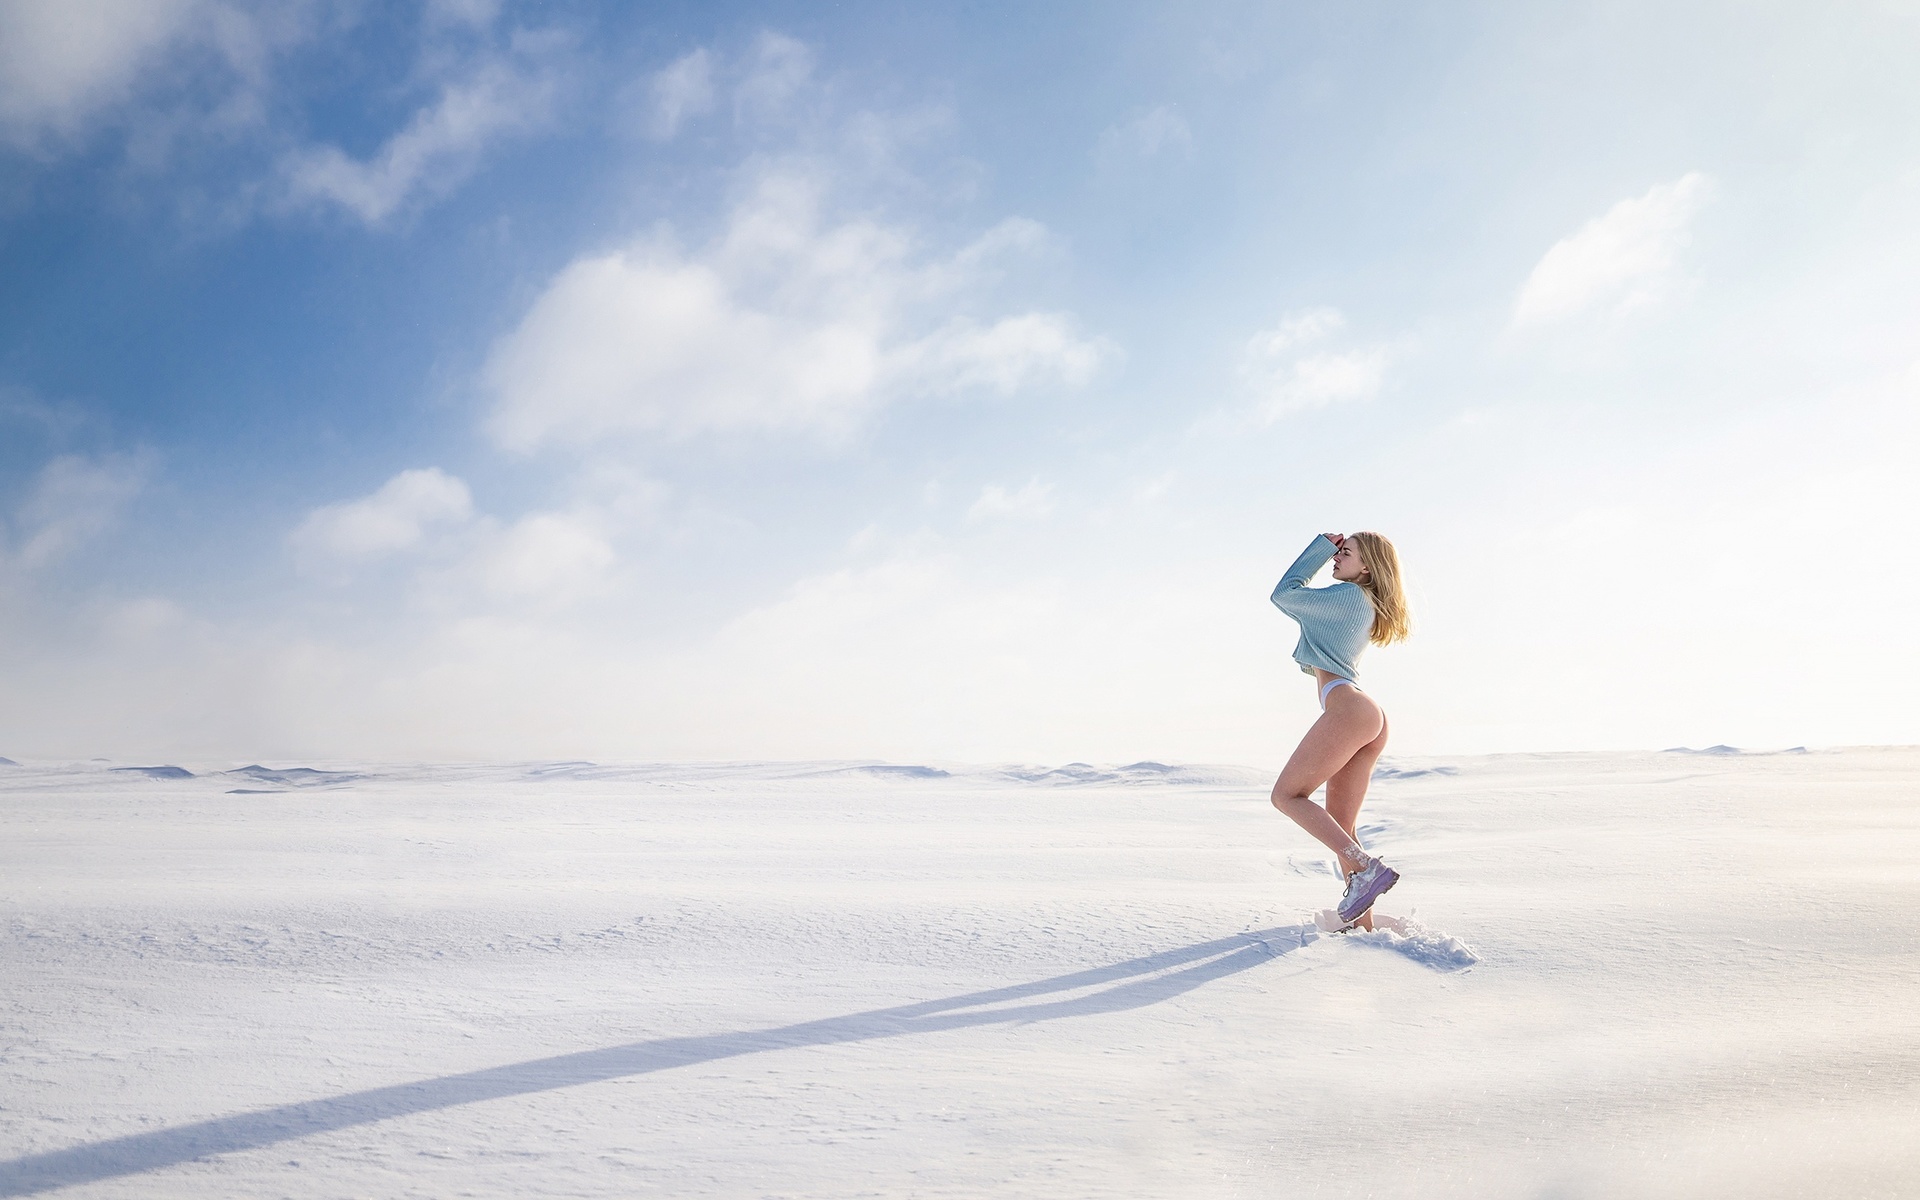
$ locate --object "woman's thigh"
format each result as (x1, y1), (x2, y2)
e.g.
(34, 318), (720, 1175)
(1325, 710), (1389, 830)
(1274, 694), (1385, 800)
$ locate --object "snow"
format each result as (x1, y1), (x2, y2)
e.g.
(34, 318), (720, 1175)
(2, 748), (1917, 1198)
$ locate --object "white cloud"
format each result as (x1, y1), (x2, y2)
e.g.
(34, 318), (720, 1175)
(945, 217), (1051, 276)
(899, 314), (1112, 395)
(102, 595), (188, 641)
(426, 0), (503, 29)
(0, 0), (203, 148)
(0, 0), (554, 210)
(3, 452), (148, 570)
(470, 513), (613, 603)
(0, 386), (94, 441)
(967, 479), (1055, 523)
(623, 34), (821, 142)
(735, 31), (812, 125)
(1098, 104), (1192, 161)
(289, 468), (473, 570)
(645, 542), (1270, 761)
(697, 549), (1065, 746)
(1240, 308), (1388, 420)
(1245, 307), (1343, 357)
(1512, 172), (1715, 328)
(483, 172), (1113, 450)
(644, 48), (713, 139)
(0, 0), (312, 157)
(1267, 350), (1388, 414)
(483, 238), (884, 445)
(280, 52), (557, 224)
(289, 467), (631, 608)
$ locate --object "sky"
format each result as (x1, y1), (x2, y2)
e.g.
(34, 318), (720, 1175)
(1, 0), (1916, 764)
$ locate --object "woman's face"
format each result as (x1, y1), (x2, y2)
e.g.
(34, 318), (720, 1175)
(1331, 537), (1370, 583)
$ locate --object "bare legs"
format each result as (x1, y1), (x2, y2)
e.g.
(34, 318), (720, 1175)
(1271, 689), (1390, 924)
(1325, 712), (1390, 929)
(1325, 711), (1390, 853)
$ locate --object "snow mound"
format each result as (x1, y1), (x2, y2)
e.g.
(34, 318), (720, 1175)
(0, 756), (17, 766)
(998, 761), (1268, 787)
(1312, 911), (1479, 971)
(817, 764), (953, 780)
(222, 765), (366, 788)
(1001, 762), (1118, 784)
(524, 761), (599, 777)
(1662, 745), (1808, 756)
(110, 765), (194, 780)
(1372, 764), (1459, 780)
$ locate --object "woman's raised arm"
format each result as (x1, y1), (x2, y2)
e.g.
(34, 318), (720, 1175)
(1270, 535), (1340, 616)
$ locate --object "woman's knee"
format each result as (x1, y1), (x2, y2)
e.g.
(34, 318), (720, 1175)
(1270, 782), (1312, 811)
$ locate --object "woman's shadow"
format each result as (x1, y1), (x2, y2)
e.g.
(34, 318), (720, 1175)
(0, 924), (1312, 1196)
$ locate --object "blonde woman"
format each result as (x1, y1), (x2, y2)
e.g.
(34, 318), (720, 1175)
(1268, 531), (1412, 927)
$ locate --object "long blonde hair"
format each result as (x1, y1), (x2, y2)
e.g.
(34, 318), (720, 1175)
(1349, 531), (1411, 646)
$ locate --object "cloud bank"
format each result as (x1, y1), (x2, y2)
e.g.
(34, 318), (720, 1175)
(0, 0), (206, 148)
(2, 452), (148, 573)
(290, 468), (474, 570)
(1240, 308), (1389, 420)
(280, 48), (560, 225)
(1512, 172), (1715, 328)
(484, 174), (1112, 449)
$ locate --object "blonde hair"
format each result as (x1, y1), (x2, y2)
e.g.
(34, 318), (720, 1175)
(1349, 531), (1411, 646)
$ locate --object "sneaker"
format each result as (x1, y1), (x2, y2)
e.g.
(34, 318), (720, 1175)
(1337, 859), (1399, 923)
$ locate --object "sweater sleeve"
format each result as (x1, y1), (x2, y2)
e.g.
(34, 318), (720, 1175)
(1270, 536), (1340, 617)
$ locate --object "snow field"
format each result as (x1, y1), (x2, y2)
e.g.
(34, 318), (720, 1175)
(2, 749), (1918, 1198)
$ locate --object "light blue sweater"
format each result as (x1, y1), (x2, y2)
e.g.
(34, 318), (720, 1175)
(1270, 536), (1375, 679)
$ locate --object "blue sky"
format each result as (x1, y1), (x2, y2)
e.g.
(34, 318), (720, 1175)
(2, 1), (1916, 762)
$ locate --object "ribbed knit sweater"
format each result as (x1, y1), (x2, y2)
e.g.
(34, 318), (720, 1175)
(1270, 535), (1376, 679)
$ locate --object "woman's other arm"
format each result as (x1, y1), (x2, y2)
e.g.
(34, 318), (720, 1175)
(1270, 535), (1340, 615)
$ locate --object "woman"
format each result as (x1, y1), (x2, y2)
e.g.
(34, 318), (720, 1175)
(1268, 531), (1412, 928)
